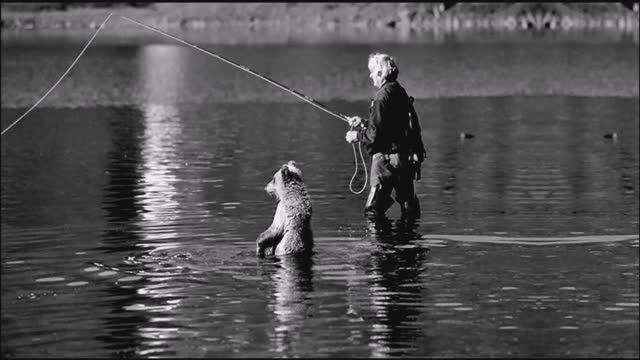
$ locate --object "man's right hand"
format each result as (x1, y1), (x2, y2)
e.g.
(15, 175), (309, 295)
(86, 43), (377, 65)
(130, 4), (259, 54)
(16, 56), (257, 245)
(347, 116), (364, 128)
(411, 148), (427, 163)
(345, 131), (359, 143)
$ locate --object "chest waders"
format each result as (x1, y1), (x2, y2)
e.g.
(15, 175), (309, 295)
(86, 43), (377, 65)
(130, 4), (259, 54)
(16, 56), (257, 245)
(364, 154), (420, 219)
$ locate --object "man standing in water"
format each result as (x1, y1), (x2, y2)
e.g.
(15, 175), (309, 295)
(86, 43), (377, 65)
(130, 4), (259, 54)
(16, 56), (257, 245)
(345, 53), (426, 219)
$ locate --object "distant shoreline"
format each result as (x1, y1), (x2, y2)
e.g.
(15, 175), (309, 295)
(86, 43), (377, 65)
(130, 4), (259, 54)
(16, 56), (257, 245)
(1, 3), (638, 44)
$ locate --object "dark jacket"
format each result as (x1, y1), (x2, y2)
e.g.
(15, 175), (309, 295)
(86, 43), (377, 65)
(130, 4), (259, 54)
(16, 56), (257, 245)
(356, 80), (412, 155)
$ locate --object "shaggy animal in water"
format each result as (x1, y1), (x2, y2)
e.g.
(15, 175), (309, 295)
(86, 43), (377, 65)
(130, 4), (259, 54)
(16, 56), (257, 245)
(256, 161), (313, 256)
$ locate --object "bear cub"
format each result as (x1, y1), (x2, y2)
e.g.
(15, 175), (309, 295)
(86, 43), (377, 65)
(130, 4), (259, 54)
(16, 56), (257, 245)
(257, 161), (313, 256)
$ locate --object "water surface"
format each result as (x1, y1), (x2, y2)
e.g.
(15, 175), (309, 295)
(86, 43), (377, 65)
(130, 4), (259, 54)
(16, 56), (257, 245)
(1, 36), (638, 358)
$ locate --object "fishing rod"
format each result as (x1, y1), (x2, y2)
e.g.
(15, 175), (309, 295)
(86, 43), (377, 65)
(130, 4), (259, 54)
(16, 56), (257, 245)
(1, 13), (367, 193)
(119, 15), (351, 124)
(118, 15), (367, 194)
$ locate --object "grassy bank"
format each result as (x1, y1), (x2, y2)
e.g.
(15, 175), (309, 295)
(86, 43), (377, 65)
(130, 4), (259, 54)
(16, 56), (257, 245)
(1, 3), (639, 40)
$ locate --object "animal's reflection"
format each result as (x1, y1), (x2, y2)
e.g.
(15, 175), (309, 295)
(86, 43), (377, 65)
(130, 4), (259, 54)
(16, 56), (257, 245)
(365, 216), (430, 357)
(260, 254), (314, 355)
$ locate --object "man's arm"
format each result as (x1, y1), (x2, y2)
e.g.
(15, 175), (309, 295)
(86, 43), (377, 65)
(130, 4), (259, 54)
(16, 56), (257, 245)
(357, 95), (385, 145)
(408, 100), (426, 161)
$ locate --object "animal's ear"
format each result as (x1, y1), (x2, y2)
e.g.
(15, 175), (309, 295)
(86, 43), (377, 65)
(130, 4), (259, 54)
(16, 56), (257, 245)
(280, 164), (290, 177)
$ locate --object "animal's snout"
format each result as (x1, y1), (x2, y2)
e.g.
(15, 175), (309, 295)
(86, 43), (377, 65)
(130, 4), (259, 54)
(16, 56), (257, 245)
(265, 180), (276, 195)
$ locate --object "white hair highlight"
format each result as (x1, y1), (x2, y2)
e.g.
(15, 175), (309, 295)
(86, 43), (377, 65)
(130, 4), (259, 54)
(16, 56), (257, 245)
(368, 53), (399, 81)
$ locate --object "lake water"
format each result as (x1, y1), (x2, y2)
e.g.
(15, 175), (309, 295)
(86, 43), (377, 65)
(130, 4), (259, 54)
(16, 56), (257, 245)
(1, 32), (639, 358)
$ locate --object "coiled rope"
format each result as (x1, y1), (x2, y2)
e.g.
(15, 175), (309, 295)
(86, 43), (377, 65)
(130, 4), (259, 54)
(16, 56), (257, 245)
(348, 125), (368, 194)
(1, 13), (368, 194)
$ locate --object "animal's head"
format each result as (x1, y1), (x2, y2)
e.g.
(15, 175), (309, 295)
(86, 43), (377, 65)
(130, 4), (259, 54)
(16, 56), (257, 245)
(265, 161), (303, 199)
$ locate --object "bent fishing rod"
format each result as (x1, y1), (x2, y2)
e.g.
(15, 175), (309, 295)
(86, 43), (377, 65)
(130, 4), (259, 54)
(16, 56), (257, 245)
(1, 13), (367, 193)
(1, 13), (351, 136)
(118, 15), (368, 193)
(119, 15), (351, 124)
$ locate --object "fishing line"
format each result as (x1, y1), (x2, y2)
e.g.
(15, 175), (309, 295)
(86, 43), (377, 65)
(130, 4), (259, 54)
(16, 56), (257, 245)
(1, 13), (368, 194)
(117, 15), (368, 194)
(1, 12), (114, 136)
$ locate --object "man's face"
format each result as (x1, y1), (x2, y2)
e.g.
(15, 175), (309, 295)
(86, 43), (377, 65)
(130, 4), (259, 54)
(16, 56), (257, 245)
(368, 63), (385, 89)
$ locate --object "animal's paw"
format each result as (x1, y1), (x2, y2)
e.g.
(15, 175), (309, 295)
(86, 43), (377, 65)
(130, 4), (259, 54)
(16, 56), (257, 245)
(256, 245), (262, 256)
(256, 244), (276, 257)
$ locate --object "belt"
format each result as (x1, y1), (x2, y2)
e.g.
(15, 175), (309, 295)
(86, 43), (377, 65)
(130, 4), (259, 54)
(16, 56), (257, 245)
(374, 152), (397, 160)
(374, 152), (414, 161)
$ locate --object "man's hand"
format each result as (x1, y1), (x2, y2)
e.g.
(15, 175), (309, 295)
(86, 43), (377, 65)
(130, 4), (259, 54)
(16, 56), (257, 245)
(345, 130), (359, 144)
(409, 149), (427, 163)
(347, 116), (364, 128)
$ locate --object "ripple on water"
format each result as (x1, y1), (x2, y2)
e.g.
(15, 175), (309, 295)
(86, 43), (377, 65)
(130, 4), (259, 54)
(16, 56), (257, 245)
(615, 303), (639, 307)
(35, 277), (65, 283)
(436, 320), (471, 325)
(5, 260), (25, 265)
(434, 302), (464, 307)
(420, 234), (639, 246)
(97, 271), (118, 277)
(499, 326), (518, 330)
(559, 326), (580, 330)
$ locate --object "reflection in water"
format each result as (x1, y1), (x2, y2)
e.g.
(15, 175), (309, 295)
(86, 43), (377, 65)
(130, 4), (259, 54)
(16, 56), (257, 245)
(128, 102), (186, 357)
(137, 44), (184, 235)
(137, 103), (182, 244)
(97, 103), (189, 356)
(262, 255), (314, 355)
(365, 217), (429, 357)
(97, 105), (149, 355)
(95, 45), (192, 356)
(99, 106), (146, 253)
(138, 44), (189, 105)
(123, 45), (191, 355)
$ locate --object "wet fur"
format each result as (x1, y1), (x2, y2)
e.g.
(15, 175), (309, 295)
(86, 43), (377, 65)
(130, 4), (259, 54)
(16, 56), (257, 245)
(257, 161), (313, 256)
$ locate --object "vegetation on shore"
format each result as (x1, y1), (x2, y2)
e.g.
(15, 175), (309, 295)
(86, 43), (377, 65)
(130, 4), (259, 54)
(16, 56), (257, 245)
(1, 3), (638, 36)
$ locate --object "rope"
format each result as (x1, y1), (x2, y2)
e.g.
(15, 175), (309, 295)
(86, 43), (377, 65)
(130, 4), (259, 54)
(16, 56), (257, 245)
(1, 13), (369, 195)
(349, 126), (368, 194)
(1, 12), (113, 136)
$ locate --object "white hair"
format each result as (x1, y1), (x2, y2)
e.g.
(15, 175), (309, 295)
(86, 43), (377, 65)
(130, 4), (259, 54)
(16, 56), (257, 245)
(368, 53), (399, 81)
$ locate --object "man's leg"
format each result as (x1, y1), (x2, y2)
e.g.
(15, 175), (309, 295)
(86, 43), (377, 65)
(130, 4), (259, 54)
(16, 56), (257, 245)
(395, 164), (420, 219)
(399, 187), (420, 219)
(364, 183), (394, 218)
(365, 153), (394, 218)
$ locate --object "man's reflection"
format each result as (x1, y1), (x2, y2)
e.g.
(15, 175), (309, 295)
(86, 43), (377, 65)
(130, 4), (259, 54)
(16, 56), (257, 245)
(366, 216), (430, 357)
